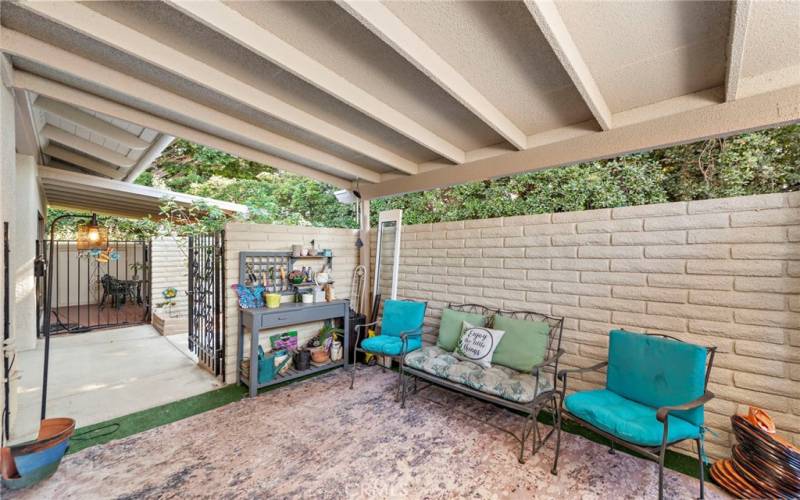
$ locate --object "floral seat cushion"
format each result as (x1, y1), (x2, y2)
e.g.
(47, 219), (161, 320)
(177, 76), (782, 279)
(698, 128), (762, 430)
(405, 346), (552, 403)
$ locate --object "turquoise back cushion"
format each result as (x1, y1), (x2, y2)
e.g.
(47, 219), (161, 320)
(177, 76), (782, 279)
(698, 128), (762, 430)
(381, 300), (427, 337)
(607, 330), (708, 426)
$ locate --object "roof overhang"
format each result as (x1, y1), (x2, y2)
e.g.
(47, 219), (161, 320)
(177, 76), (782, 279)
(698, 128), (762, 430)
(38, 165), (248, 219)
(1, 1), (798, 200)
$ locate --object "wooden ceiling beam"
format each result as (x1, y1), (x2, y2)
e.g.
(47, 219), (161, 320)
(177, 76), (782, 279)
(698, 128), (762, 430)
(168, 0), (459, 168)
(524, 1), (613, 131)
(1, 30), (374, 186)
(123, 134), (175, 183)
(361, 84), (800, 199)
(14, 72), (353, 190)
(41, 124), (136, 168)
(19, 0), (417, 176)
(43, 144), (125, 179)
(34, 96), (150, 150)
(725, 0), (753, 102)
(338, 0), (527, 151)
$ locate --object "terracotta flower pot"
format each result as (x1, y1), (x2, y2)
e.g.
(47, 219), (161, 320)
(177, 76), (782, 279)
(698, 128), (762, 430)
(310, 347), (329, 364)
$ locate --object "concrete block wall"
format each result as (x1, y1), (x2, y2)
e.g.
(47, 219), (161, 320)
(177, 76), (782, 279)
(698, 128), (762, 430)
(223, 223), (358, 383)
(388, 192), (800, 459)
(151, 237), (189, 329)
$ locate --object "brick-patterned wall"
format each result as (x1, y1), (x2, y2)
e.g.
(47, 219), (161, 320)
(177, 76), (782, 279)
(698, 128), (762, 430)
(223, 223), (358, 383)
(387, 192), (799, 459)
(151, 237), (189, 326)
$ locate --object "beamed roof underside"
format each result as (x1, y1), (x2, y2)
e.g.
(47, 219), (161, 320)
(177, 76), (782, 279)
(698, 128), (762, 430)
(2, 1), (799, 200)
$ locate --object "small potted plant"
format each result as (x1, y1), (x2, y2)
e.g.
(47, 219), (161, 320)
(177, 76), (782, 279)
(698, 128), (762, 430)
(309, 324), (343, 364)
(129, 262), (146, 281)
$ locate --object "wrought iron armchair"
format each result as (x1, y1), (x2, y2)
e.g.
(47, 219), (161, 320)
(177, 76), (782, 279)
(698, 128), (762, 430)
(401, 303), (565, 464)
(553, 330), (716, 500)
(349, 299), (427, 401)
(99, 274), (127, 310)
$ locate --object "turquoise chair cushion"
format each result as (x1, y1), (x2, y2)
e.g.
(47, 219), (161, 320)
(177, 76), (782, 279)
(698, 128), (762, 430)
(607, 330), (707, 426)
(361, 335), (422, 356)
(565, 389), (701, 447)
(380, 300), (427, 337)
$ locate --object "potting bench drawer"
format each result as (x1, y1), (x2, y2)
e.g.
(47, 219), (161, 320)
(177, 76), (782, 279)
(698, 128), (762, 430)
(259, 303), (343, 329)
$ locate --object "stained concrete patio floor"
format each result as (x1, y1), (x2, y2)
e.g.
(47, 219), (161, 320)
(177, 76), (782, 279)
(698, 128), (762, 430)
(5, 368), (729, 499)
(12, 325), (222, 441)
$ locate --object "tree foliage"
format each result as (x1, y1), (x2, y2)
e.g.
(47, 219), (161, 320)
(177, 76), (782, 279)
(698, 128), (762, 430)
(52, 124), (799, 235)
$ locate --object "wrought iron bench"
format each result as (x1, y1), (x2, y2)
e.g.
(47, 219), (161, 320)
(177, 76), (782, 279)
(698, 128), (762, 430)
(401, 303), (564, 464)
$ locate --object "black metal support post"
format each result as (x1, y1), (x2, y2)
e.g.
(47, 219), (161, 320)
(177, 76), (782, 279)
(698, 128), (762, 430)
(40, 214), (93, 420)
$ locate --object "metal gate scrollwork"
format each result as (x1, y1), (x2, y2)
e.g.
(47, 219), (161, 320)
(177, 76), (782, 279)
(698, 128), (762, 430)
(188, 231), (225, 378)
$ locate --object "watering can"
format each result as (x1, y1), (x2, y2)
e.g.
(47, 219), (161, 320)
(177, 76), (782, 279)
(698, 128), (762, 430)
(258, 346), (291, 384)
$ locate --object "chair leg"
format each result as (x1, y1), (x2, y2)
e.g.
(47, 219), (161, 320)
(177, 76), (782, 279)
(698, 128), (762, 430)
(658, 447), (667, 500)
(551, 394), (562, 475)
(394, 358), (402, 403)
(519, 413), (531, 464)
(609, 441), (616, 454)
(696, 438), (705, 499)
(400, 373), (408, 409)
(349, 349), (358, 390)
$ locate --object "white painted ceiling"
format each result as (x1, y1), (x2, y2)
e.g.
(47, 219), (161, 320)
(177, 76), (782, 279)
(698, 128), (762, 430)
(2, 0), (799, 198)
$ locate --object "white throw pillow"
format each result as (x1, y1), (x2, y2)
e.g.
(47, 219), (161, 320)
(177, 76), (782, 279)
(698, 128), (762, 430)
(454, 321), (506, 369)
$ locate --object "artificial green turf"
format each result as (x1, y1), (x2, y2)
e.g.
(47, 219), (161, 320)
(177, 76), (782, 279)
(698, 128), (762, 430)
(68, 384), (247, 454)
(66, 367), (708, 481)
(534, 410), (708, 480)
(67, 366), (340, 454)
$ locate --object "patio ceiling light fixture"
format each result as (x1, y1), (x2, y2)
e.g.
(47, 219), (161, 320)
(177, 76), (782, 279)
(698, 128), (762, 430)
(40, 212), (107, 420)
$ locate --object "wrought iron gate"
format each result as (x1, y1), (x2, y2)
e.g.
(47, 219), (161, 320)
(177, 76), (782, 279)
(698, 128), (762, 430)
(188, 231), (225, 378)
(41, 239), (152, 335)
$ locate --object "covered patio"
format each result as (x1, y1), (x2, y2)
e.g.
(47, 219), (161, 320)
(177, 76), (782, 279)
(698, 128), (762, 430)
(1, 0), (798, 498)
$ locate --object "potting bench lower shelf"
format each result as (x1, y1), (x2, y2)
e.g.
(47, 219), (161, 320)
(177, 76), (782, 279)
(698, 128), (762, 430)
(237, 299), (351, 397)
(239, 360), (345, 391)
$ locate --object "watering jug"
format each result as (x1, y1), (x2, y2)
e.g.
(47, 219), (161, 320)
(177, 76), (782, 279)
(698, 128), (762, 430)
(258, 347), (291, 384)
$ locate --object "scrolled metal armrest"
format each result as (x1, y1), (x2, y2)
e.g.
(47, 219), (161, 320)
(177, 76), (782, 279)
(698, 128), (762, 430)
(354, 321), (379, 333)
(656, 391), (714, 422)
(531, 349), (565, 376)
(353, 321), (379, 349)
(399, 326), (429, 356)
(557, 361), (608, 381)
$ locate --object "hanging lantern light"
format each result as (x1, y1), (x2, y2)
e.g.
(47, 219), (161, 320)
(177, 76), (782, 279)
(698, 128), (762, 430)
(75, 214), (108, 250)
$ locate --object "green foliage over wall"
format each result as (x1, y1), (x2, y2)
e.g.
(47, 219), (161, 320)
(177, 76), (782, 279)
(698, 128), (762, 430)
(52, 124), (799, 235)
(373, 124), (799, 224)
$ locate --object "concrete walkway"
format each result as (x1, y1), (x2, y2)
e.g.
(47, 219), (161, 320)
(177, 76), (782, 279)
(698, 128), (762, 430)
(12, 325), (222, 441)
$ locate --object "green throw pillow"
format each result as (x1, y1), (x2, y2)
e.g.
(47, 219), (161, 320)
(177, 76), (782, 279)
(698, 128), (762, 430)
(491, 315), (551, 372)
(436, 308), (487, 351)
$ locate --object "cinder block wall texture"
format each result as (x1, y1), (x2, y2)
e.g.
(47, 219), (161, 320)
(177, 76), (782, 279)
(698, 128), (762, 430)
(388, 192), (799, 459)
(151, 237), (189, 320)
(223, 223), (358, 384)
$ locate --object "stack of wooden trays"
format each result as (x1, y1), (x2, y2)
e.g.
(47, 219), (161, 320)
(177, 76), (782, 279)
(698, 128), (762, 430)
(711, 413), (800, 498)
